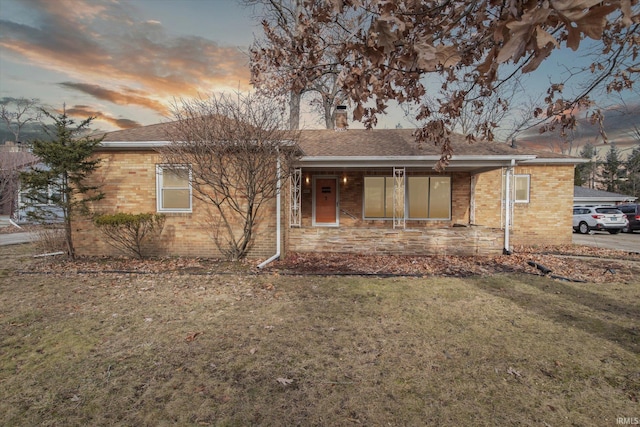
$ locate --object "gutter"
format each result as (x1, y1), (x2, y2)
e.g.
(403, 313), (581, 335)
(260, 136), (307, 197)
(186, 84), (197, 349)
(503, 159), (515, 255)
(257, 156), (282, 269)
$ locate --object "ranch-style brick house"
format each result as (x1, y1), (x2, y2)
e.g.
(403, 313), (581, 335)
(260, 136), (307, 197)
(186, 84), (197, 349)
(73, 116), (581, 263)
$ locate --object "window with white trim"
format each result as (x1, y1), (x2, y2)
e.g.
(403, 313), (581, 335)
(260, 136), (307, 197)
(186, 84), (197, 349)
(503, 173), (530, 204)
(156, 164), (192, 212)
(363, 176), (451, 220)
(513, 174), (530, 203)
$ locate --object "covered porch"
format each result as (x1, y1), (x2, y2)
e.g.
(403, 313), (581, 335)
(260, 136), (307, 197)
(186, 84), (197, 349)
(285, 155), (533, 256)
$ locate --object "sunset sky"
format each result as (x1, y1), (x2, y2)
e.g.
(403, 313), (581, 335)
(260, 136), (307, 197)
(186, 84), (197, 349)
(1, 0), (257, 131)
(0, 0), (638, 149)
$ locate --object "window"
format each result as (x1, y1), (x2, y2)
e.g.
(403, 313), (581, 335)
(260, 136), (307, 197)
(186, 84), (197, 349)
(513, 174), (530, 203)
(502, 173), (530, 204)
(364, 176), (451, 220)
(156, 165), (192, 212)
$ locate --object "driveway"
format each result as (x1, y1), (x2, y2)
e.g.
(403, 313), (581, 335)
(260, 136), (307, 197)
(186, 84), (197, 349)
(572, 231), (640, 253)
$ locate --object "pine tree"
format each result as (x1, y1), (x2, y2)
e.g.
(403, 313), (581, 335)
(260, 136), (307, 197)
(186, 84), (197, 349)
(20, 107), (104, 258)
(574, 142), (598, 188)
(601, 143), (623, 193)
(621, 145), (640, 199)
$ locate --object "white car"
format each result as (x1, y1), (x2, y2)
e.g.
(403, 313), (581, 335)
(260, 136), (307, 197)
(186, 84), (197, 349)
(572, 206), (628, 234)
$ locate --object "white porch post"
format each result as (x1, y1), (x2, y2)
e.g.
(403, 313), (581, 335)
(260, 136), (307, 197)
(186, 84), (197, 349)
(393, 167), (405, 229)
(290, 168), (301, 227)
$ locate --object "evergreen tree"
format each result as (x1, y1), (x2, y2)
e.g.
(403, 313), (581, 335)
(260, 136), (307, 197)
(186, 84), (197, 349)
(620, 145), (640, 199)
(574, 142), (598, 187)
(601, 143), (623, 193)
(20, 107), (104, 258)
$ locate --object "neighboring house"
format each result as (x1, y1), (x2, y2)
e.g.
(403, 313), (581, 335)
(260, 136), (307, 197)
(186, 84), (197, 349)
(0, 143), (38, 218)
(73, 116), (582, 260)
(573, 186), (637, 206)
(0, 143), (65, 223)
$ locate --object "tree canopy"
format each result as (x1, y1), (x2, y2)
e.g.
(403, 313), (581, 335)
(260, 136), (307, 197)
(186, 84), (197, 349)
(251, 0), (639, 167)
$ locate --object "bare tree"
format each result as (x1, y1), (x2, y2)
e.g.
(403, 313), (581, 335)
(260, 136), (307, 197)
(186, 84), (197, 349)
(247, 0), (365, 129)
(159, 93), (300, 260)
(0, 97), (43, 143)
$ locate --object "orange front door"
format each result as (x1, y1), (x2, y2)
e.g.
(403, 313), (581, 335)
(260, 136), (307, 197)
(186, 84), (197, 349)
(315, 178), (337, 224)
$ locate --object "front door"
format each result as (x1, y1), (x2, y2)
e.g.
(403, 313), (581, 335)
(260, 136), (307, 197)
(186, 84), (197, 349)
(315, 178), (338, 225)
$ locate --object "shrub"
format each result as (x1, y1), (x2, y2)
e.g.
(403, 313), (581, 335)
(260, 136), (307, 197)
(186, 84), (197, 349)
(32, 225), (66, 255)
(93, 213), (166, 259)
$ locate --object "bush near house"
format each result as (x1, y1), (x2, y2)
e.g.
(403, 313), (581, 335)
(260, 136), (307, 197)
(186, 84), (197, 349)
(93, 212), (165, 259)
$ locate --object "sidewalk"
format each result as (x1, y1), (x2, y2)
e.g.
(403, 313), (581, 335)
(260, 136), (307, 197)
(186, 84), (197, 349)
(0, 232), (36, 246)
(0, 215), (35, 246)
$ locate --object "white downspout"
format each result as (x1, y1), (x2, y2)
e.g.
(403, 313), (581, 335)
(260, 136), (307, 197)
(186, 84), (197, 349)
(503, 159), (515, 255)
(257, 156), (281, 269)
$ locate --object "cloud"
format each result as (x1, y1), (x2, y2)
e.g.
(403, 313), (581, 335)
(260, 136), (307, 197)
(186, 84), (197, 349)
(517, 102), (640, 152)
(64, 105), (142, 129)
(60, 82), (170, 116)
(0, 0), (251, 121)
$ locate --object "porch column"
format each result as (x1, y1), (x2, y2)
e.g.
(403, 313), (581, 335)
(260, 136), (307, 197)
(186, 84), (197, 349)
(393, 167), (405, 229)
(290, 168), (302, 227)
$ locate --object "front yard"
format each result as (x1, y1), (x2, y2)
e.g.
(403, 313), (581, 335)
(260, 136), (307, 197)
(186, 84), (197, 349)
(1, 243), (639, 426)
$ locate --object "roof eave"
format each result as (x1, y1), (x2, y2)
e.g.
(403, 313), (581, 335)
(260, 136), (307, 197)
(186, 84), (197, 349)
(521, 157), (587, 165)
(99, 141), (172, 150)
(297, 155), (537, 169)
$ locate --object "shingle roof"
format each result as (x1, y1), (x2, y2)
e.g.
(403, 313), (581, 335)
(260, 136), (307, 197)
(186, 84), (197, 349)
(98, 122), (575, 160)
(100, 122), (177, 142)
(297, 129), (571, 158)
(574, 186), (637, 200)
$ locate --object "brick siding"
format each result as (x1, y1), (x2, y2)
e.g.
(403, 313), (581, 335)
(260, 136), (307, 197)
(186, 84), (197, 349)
(74, 151), (574, 259)
(472, 165), (574, 247)
(73, 151), (278, 259)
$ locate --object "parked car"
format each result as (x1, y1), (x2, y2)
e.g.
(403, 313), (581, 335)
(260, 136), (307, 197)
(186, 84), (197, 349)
(572, 206), (628, 234)
(618, 204), (640, 233)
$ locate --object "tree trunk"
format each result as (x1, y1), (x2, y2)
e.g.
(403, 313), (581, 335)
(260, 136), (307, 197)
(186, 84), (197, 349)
(324, 96), (334, 129)
(289, 90), (301, 130)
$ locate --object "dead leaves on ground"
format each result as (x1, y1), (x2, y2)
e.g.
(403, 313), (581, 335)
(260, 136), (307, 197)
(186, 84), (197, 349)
(16, 245), (640, 284)
(274, 249), (639, 284)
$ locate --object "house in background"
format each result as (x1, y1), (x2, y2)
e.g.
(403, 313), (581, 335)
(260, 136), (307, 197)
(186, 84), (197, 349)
(573, 186), (637, 206)
(73, 115), (583, 260)
(0, 142), (38, 219)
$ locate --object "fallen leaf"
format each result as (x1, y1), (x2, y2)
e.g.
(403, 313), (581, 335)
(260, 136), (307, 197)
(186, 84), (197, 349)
(185, 331), (203, 342)
(507, 367), (522, 378)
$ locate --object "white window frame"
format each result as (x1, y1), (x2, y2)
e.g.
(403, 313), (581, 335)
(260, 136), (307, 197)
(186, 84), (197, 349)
(156, 164), (192, 213)
(513, 174), (530, 204)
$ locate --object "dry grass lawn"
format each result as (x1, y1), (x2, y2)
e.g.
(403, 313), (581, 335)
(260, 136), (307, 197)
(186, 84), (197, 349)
(1, 244), (639, 426)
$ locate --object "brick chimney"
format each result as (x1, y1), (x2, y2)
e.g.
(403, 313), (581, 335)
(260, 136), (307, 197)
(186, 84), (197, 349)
(335, 105), (348, 131)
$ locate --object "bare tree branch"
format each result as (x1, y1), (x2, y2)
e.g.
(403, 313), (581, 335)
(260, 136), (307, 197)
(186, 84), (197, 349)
(158, 93), (300, 260)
